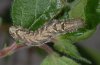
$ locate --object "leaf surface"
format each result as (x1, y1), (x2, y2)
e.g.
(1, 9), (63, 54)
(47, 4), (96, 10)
(11, 0), (65, 31)
(41, 53), (79, 65)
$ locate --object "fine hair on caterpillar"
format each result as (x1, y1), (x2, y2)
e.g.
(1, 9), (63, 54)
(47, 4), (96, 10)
(9, 19), (85, 46)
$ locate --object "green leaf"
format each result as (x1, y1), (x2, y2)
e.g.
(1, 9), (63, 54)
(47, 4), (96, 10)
(11, 0), (67, 31)
(61, 29), (95, 42)
(68, 0), (100, 29)
(61, 56), (79, 65)
(74, 30), (95, 42)
(85, 0), (100, 29)
(53, 36), (91, 64)
(41, 53), (79, 65)
(96, 0), (100, 14)
(68, 0), (87, 19)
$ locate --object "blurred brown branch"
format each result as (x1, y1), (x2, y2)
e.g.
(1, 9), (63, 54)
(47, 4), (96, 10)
(0, 42), (25, 58)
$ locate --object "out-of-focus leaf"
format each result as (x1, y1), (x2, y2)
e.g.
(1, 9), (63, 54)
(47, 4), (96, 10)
(68, 0), (100, 30)
(68, 0), (100, 29)
(0, 17), (2, 25)
(61, 56), (79, 65)
(68, 0), (80, 9)
(68, 0), (87, 19)
(96, 0), (100, 14)
(53, 36), (91, 64)
(85, 0), (100, 29)
(41, 53), (79, 65)
(11, 0), (67, 31)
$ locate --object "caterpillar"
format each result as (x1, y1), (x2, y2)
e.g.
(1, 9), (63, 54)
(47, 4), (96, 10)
(9, 19), (85, 46)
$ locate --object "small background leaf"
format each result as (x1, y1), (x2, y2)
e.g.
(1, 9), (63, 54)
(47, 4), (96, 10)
(53, 35), (91, 64)
(68, 0), (87, 19)
(85, 0), (100, 29)
(68, 0), (100, 29)
(41, 53), (79, 65)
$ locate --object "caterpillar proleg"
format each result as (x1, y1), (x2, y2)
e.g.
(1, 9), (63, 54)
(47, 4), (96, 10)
(9, 19), (85, 46)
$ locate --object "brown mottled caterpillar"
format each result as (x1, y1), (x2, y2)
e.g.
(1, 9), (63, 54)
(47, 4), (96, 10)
(9, 19), (85, 46)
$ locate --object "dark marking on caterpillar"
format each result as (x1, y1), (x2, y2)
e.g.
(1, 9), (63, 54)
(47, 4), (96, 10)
(9, 19), (85, 46)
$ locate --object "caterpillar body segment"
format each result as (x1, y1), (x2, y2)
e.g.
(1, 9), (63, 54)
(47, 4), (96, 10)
(9, 19), (85, 46)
